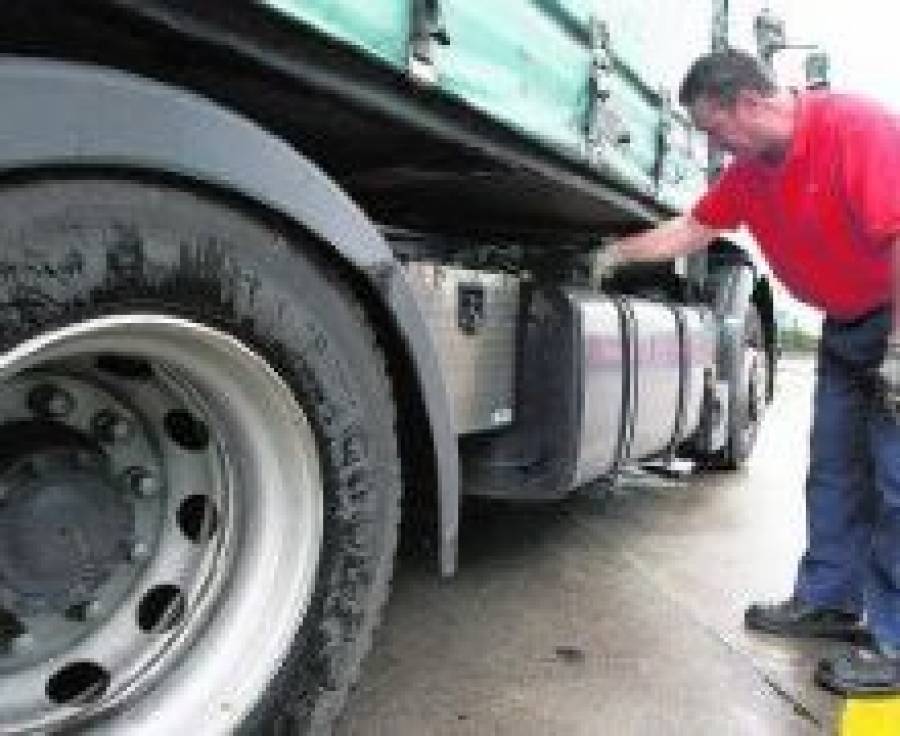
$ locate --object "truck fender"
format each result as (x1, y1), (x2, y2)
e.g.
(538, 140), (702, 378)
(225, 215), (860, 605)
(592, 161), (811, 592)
(0, 56), (460, 575)
(706, 243), (777, 466)
(708, 251), (776, 398)
(712, 258), (757, 387)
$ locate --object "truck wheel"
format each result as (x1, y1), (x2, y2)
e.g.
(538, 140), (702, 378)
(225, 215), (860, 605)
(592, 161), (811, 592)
(0, 179), (401, 734)
(721, 305), (769, 470)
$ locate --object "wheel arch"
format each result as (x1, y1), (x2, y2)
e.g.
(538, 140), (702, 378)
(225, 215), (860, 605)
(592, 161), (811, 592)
(703, 237), (778, 468)
(0, 56), (459, 575)
(707, 238), (777, 402)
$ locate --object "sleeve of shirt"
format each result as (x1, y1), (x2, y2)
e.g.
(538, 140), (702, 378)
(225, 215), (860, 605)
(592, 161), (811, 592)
(839, 97), (900, 244)
(691, 163), (747, 231)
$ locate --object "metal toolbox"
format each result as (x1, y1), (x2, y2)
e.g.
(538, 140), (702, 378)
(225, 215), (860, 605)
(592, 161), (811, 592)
(403, 262), (520, 435)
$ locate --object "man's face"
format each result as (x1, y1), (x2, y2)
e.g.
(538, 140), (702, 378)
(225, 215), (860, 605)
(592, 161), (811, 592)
(689, 92), (767, 159)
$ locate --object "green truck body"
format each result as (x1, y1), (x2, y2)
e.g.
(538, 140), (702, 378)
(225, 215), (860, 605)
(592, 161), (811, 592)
(259, 0), (711, 210)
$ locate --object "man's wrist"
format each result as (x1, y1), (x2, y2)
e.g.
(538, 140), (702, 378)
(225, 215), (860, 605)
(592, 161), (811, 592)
(591, 242), (623, 281)
(604, 242), (623, 268)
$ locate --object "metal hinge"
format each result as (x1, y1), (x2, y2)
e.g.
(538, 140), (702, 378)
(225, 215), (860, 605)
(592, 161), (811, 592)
(585, 16), (630, 161)
(410, 0), (450, 85)
(653, 88), (677, 187)
(754, 8), (786, 67)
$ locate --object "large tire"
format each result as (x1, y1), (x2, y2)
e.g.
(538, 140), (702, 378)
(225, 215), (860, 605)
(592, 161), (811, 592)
(720, 305), (769, 470)
(0, 178), (401, 734)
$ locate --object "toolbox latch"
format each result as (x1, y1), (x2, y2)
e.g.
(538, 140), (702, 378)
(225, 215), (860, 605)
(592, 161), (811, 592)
(457, 283), (485, 334)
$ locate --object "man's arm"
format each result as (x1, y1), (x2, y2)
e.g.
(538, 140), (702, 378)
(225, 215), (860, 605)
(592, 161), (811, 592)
(594, 214), (721, 277)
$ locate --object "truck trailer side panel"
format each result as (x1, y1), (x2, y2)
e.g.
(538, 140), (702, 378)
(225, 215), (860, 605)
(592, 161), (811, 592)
(257, 0), (709, 214)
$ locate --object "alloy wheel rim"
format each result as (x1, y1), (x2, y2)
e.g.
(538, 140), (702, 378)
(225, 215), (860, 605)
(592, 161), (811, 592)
(0, 315), (323, 734)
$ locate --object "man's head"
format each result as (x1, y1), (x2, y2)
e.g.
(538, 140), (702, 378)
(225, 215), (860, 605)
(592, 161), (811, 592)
(680, 49), (795, 161)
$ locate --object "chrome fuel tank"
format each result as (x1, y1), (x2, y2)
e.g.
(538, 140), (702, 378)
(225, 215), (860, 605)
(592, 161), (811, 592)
(567, 291), (716, 487)
(454, 284), (716, 500)
(568, 293), (627, 487)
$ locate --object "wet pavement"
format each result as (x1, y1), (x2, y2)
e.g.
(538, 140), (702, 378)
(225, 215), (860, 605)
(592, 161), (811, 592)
(337, 356), (844, 735)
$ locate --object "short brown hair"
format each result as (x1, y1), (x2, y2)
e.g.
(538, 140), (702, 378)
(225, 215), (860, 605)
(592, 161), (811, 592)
(679, 49), (776, 108)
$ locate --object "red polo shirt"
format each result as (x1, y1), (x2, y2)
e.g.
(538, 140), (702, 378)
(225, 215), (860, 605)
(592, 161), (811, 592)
(692, 92), (900, 320)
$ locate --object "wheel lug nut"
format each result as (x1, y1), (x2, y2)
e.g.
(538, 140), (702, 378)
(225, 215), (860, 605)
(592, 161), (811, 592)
(85, 601), (103, 620)
(28, 384), (75, 419)
(12, 632), (34, 653)
(64, 600), (103, 622)
(93, 411), (132, 444)
(125, 467), (161, 498)
(129, 541), (151, 563)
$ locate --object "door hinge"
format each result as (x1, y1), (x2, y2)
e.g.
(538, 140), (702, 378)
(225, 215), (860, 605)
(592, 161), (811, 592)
(585, 16), (630, 161)
(653, 88), (675, 186)
(410, 0), (450, 85)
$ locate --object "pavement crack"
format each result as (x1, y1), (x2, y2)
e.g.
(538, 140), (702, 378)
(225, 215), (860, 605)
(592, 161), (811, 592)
(565, 509), (826, 733)
(615, 543), (826, 732)
(760, 673), (823, 728)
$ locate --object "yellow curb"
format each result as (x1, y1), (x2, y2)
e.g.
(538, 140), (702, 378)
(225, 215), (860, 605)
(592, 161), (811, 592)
(840, 697), (900, 735)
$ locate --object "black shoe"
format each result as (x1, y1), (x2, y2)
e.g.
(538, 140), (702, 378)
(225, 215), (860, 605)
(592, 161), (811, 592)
(815, 645), (900, 696)
(745, 597), (868, 643)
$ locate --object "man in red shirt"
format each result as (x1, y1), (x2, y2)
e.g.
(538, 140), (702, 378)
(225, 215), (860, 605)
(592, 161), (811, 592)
(603, 49), (900, 695)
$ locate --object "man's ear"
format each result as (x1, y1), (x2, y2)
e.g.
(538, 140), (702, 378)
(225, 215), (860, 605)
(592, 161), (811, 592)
(690, 96), (724, 126)
(734, 88), (761, 114)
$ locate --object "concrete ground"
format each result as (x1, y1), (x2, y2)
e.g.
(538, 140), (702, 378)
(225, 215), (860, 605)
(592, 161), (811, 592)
(336, 356), (847, 735)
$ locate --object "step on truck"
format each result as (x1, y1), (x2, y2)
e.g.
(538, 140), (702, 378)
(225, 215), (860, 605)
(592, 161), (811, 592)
(0, 1), (803, 732)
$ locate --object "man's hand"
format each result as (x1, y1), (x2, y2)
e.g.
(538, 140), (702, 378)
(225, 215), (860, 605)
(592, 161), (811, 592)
(590, 216), (719, 288)
(599, 216), (719, 269)
(877, 337), (900, 420)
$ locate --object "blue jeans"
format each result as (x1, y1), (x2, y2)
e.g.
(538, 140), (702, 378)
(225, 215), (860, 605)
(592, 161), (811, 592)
(793, 306), (900, 649)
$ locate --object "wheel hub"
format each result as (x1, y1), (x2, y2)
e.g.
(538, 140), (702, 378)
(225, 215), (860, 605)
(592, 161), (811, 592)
(0, 440), (133, 617)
